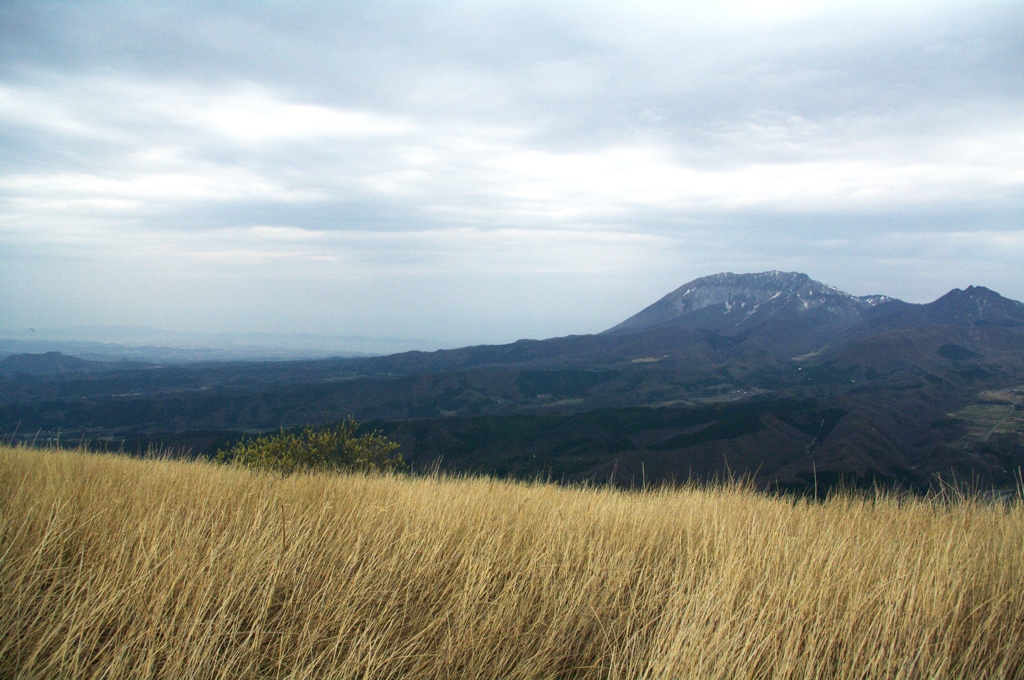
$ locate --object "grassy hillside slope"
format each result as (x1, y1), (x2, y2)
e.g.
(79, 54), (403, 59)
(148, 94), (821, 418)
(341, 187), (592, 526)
(2, 446), (1023, 678)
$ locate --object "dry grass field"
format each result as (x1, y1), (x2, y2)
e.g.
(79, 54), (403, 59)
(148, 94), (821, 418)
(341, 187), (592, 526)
(2, 445), (1023, 679)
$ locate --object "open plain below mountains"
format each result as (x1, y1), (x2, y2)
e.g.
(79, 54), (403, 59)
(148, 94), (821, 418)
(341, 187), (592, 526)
(3, 271), (1024, 493)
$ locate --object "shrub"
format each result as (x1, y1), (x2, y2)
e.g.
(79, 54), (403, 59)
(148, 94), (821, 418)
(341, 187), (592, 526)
(216, 419), (404, 475)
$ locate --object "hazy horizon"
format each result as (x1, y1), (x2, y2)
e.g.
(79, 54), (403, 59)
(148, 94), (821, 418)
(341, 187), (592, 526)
(2, 0), (1022, 349)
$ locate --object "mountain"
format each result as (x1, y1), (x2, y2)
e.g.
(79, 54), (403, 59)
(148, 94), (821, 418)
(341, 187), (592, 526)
(602, 272), (1024, 360)
(0, 352), (109, 376)
(601, 271), (899, 357)
(926, 286), (1024, 327)
(605, 271), (889, 334)
(843, 285), (1024, 339)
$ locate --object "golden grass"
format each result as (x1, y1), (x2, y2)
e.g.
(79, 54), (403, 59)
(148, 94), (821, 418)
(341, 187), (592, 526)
(1, 445), (1023, 679)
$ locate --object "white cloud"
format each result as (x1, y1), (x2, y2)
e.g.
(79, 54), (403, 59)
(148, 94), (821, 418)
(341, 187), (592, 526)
(203, 91), (411, 142)
(1, 168), (319, 205)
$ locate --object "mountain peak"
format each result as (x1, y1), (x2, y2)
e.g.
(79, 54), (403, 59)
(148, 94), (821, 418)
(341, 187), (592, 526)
(927, 286), (1024, 327)
(604, 271), (873, 336)
(0, 351), (101, 375)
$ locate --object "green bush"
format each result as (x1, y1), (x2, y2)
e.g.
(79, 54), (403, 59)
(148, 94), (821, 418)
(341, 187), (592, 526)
(216, 419), (404, 476)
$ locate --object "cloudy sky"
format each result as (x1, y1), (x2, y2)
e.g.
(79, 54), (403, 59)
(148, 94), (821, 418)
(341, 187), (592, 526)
(1, 0), (1021, 350)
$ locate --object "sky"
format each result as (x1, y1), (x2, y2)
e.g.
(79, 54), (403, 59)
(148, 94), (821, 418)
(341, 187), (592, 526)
(1, 0), (1022, 351)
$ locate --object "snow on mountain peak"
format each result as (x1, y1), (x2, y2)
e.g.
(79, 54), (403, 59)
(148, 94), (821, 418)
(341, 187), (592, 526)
(605, 271), (885, 335)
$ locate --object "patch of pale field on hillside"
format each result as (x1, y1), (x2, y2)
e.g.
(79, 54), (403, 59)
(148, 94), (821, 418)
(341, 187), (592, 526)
(951, 388), (1024, 440)
(1, 446), (1023, 679)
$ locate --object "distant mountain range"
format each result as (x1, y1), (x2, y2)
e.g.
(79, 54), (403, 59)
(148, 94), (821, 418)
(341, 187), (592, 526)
(2, 272), (1023, 494)
(336, 272), (1024, 377)
(606, 271), (1024, 338)
(0, 351), (116, 376)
